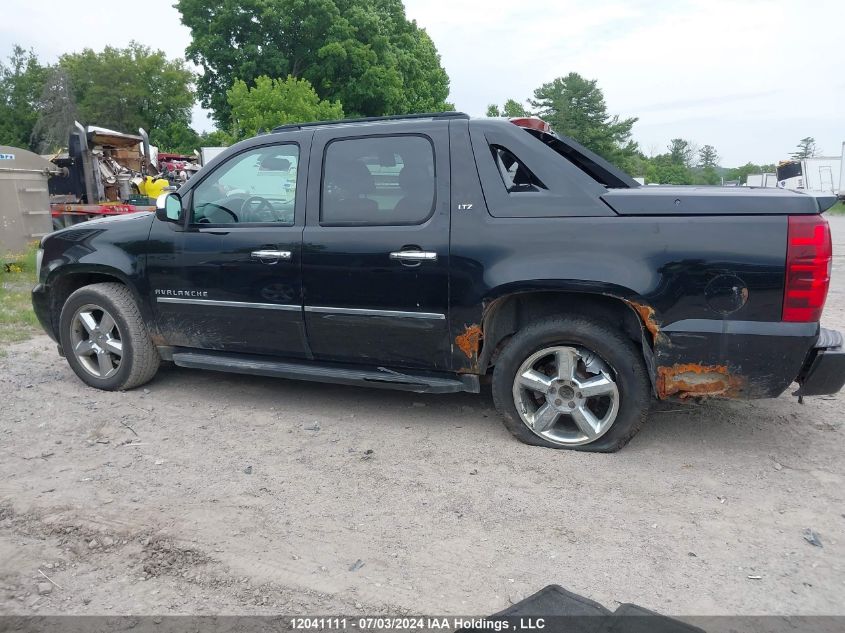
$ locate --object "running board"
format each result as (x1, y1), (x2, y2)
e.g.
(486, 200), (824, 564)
(171, 351), (479, 394)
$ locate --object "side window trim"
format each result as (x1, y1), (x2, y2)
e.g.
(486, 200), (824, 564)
(469, 124), (612, 218)
(319, 133), (437, 227)
(188, 141), (301, 227)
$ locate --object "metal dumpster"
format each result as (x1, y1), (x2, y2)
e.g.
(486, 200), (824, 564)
(0, 145), (60, 255)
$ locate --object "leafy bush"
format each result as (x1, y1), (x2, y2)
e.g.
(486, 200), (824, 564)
(1, 241), (40, 347)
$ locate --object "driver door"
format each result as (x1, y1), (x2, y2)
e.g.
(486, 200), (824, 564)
(149, 138), (310, 358)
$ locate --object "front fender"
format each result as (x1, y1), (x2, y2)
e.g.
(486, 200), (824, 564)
(39, 217), (156, 339)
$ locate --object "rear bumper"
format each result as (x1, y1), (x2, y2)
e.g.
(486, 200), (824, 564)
(796, 328), (845, 396)
(31, 283), (57, 342)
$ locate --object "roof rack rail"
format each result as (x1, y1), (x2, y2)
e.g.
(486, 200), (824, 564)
(271, 111), (469, 133)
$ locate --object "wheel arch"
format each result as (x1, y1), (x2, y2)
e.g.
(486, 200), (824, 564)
(47, 266), (155, 345)
(475, 289), (659, 396)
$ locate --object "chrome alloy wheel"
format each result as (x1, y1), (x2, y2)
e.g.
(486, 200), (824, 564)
(511, 345), (620, 446)
(69, 304), (123, 379)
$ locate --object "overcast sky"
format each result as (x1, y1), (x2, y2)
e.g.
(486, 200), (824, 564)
(2, 0), (842, 166)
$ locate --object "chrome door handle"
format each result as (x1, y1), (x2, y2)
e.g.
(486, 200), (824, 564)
(389, 250), (438, 262)
(251, 250), (292, 261)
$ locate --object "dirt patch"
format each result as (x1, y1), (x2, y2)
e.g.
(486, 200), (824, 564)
(141, 539), (211, 579)
(2, 332), (844, 616)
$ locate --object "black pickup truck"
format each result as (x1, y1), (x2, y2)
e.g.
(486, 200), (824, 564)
(31, 112), (845, 451)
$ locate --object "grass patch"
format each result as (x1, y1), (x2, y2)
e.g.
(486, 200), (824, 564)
(827, 201), (845, 215)
(1, 242), (40, 350)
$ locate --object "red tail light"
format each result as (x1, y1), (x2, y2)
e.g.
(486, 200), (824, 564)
(782, 215), (832, 322)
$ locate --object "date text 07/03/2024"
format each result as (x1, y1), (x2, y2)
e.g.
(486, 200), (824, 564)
(288, 617), (547, 631)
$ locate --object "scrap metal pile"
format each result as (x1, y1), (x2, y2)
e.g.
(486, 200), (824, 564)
(47, 122), (200, 226)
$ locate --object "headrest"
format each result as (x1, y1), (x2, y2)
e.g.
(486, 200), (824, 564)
(398, 165), (431, 192)
(260, 156), (291, 172)
(329, 160), (375, 196)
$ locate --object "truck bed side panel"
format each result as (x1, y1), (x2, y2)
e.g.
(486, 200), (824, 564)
(448, 121), (816, 398)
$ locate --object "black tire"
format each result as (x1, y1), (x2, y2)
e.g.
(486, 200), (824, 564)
(492, 316), (650, 452)
(59, 282), (160, 391)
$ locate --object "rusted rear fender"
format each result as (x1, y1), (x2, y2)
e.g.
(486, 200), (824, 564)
(644, 315), (818, 400)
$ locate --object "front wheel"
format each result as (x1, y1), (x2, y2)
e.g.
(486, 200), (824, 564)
(59, 282), (160, 391)
(492, 316), (650, 452)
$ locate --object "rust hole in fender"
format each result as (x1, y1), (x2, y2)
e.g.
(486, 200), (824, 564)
(657, 363), (745, 399)
(456, 324), (483, 366)
(625, 300), (661, 345)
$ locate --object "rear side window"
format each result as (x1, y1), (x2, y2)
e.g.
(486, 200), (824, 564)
(491, 145), (546, 192)
(469, 122), (612, 217)
(321, 135), (435, 225)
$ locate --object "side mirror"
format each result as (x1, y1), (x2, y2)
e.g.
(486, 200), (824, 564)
(155, 192), (183, 223)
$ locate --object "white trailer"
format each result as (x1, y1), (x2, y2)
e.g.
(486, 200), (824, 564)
(777, 157), (841, 193)
(746, 173), (778, 188)
(199, 147), (227, 166)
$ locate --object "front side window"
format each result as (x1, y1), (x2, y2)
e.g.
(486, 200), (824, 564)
(192, 145), (299, 224)
(321, 135), (435, 225)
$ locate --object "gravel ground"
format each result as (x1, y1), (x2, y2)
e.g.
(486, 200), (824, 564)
(1, 218), (844, 617)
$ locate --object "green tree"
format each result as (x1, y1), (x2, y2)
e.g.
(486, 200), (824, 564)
(667, 138), (695, 167)
(723, 162), (777, 185)
(529, 72), (639, 170)
(696, 167), (720, 185)
(30, 68), (78, 154)
(693, 145), (720, 185)
(698, 144), (719, 169)
(59, 42), (194, 136)
(624, 152), (651, 180)
(176, 0), (452, 127)
(0, 45), (48, 149)
(645, 154), (693, 184)
(486, 99), (530, 118)
(227, 75), (344, 140)
(791, 137), (817, 159)
(151, 122), (202, 155)
(198, 129), (235, 147)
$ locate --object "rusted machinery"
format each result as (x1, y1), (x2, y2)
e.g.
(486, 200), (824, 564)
(47, 123), (173, 227)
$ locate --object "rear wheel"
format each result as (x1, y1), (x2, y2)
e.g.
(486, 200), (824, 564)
(59, 283), (160, 391)
(492, 316), (650, 452)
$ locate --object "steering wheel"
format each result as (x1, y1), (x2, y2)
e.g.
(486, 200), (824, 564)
(200, 202), (239, 223)
(242, 195), (275, 222)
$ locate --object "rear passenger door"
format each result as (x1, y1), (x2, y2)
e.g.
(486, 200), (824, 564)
(302, 124), (451, 370)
